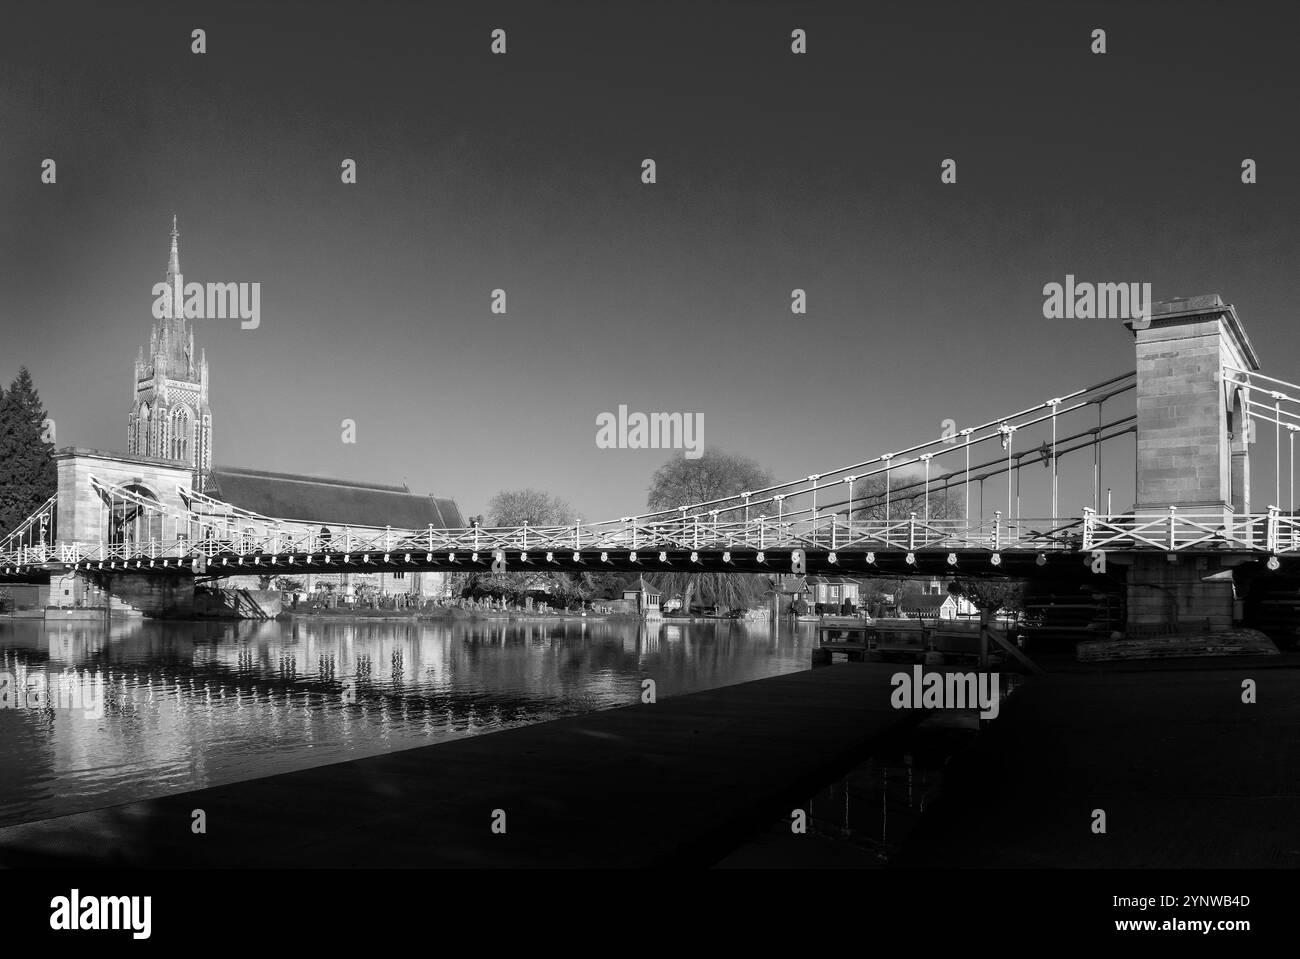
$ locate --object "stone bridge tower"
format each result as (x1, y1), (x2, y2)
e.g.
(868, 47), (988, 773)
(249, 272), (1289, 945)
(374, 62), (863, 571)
(1124, 294), (1261, 632)
(1130, 293), (1259, 514)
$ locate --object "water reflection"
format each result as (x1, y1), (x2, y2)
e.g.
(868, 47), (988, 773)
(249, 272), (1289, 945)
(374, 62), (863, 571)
(0, 617), (814, 827)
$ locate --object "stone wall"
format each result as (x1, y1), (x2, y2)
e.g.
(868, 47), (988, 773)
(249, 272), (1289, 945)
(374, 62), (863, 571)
(194, 587), (282, 619)
(96, 570), (195, 618)
(1125, 554), (1235, 633)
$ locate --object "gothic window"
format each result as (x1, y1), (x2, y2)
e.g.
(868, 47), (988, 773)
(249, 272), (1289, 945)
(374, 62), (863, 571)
(135, 404), (150, 455)
(170, 406), (193, 462)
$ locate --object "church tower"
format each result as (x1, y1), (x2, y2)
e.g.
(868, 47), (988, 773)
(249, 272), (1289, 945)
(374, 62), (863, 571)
(127, 217), (212, 480)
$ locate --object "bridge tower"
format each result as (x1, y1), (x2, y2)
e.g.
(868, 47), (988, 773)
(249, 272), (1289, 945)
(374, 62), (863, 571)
(1130, 293), (1259, 513)
(1124, 294), (1261, 632)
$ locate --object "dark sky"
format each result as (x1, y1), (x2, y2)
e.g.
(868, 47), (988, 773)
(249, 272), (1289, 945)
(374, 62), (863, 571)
(2, 0), (1297, 522)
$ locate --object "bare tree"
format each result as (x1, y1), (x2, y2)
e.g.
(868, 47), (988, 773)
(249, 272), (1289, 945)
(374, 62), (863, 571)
(461, 489), (580, 603)
(647, 450), (772, 518)
(846, 472), (963, 525)
(486, 489), (575, 527)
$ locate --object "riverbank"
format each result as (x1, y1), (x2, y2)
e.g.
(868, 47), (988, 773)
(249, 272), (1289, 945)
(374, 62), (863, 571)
(278, 606), (642, 625)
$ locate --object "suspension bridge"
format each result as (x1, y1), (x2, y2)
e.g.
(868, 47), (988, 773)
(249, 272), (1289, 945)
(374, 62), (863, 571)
(3, 294), (1300, 631)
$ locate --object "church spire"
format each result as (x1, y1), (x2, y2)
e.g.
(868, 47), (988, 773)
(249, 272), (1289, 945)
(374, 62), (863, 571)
(168, 215), (180, 279)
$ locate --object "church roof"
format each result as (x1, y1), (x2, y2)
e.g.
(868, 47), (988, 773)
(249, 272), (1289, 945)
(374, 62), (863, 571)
(206, 465), (465, 530)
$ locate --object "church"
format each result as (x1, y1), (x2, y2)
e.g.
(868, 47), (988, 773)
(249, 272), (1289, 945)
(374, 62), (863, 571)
(113, 219), (463, 601)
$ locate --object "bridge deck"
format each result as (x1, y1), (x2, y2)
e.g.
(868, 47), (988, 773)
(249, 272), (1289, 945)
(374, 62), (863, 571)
(0, 663), (928, 868)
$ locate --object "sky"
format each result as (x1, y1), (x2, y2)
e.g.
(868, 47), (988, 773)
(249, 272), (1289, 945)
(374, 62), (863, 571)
(2, 0), (1298, 523)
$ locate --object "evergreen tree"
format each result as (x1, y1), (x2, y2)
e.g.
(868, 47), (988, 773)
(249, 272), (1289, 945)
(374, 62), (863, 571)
(0, 367), (58, 540)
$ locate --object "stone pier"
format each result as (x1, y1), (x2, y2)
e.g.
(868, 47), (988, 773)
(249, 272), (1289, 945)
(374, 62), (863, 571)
(1125, 294), (1260, 632)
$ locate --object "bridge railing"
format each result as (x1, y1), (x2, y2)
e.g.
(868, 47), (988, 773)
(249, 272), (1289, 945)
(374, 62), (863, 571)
(1082, 508), (1277, 552)
(11, 510), (1300, 575)
(0, 494), (57, 553)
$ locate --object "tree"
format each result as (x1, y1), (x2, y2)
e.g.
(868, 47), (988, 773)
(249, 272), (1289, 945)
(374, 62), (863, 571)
(0, 368), (57, 541)
(580, 570), (640, 600)
(947, 578), (1026, 617)
(647, 449), (772, 517)
(947, 578), (1027, 666)
(847, 472), (963, 525)
(645, 450), (776, 614)
(486, 489), (575, 527)
(467, 489), (581, 602)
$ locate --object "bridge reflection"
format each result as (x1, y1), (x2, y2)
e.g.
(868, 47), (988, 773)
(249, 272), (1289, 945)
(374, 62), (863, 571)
(0, 617), (813, 828)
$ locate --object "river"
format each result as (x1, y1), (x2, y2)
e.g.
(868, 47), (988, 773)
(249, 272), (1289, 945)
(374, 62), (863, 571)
(0, 615), (816, 828)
